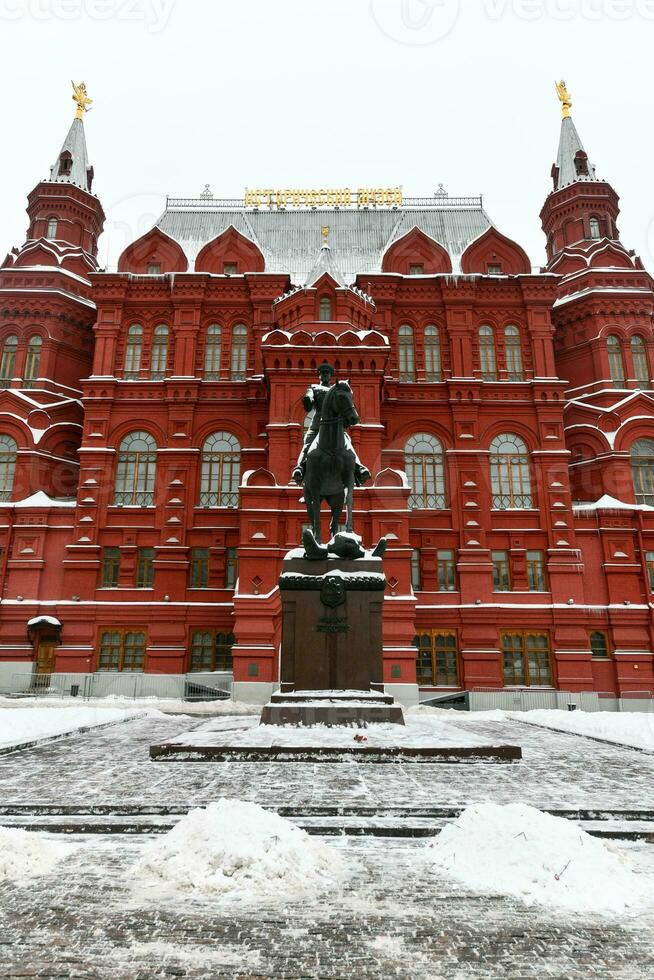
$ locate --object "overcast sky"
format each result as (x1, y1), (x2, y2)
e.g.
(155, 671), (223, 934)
(2, 0), (654, 272)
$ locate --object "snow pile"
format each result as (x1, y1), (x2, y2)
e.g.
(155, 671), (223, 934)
(0, 826), (69, 883)
(429, 802), (648, 914)
(517, 709), (654, 752)
(0, 707), (147, 749)
(0, 695), (260, 717)
(132, 799), (345, 899)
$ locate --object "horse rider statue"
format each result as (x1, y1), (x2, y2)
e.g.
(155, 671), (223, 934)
(292, 362), (371, 487)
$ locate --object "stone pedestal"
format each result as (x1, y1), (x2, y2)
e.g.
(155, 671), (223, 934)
(261, 549), (404, 726)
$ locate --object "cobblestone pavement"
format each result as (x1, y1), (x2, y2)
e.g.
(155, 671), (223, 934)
(1, 713), (654, 978)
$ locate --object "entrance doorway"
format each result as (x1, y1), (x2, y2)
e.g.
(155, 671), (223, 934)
(36, 641), (57, 674)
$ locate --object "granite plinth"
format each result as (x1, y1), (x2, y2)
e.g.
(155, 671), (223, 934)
(261, 689), (404, 726)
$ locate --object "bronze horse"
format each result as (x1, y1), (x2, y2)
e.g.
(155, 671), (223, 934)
(303, 380), (359, 543)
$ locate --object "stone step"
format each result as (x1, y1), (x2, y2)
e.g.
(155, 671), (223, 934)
(271, 689), (395, 705)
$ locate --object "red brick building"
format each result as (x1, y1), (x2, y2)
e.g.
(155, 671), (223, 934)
(1, 93), (654, 703)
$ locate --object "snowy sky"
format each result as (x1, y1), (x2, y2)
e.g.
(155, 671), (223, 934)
(1, 0), (654, 272)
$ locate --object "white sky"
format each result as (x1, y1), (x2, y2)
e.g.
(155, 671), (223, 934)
(1, 0), (654, 272)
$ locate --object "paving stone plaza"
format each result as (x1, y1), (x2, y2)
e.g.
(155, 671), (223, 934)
(1, 711), (654, 979)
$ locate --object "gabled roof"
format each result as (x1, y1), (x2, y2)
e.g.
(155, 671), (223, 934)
(48, 117), (92, 191)
(155, 195), (492, 284)
(553, 115), (598, 191)
(306, 243), (347, 287)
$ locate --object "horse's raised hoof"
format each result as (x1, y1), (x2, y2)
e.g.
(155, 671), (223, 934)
(329, 531), (365, 560)
(292, 467), (304, 486)
(371, 537), (387, 559)
(302, 527), (329, 561)
(355, 464), (371, 486)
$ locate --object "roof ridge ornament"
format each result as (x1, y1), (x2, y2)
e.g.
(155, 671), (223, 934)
(555, 79), (572, 119)
(71, 81), (92, 120)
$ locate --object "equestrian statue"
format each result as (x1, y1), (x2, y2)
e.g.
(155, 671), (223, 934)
(293, 362), (378, 557)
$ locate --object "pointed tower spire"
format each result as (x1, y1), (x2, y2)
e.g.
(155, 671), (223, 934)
(48, 82), (94, 192)
(541, 81), (619, 265)
(306, 227), (347, 286)
(551, 81), (598, 192)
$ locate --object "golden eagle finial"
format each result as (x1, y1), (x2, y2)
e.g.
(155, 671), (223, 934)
(321, 225), (330, 247)
(71, 81), (92, 120)
(555, 80), (572, 119)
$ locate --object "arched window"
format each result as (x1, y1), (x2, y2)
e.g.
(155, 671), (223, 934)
(398, 325), (415, 382)
(590, 631), (610, 659)
(490, 434), (532, 509)
(150, 325), (168, 380)
(230, 324), (247, 381)
(589, 216), (601, 240)
(124, 325), (143, 380)
(630, 438), (654, 505)
(46, 218), (58, 240)
(24, 335), (43, 388)
(478, 326), (497, 381)
(631, 336), (650, 389)
(424, 325), (441, 382)
(199, 432), (241, 507)
(0, 335), (18, 388)
(204, 324), (221, 380)
(58, 152), (72, 177)
(0, 434), (17, 501)
(319, 296), (332, 321)
(114, 431), (157, 507)
(607, 335), (625, 388)
(405, 433), (446, 510)
(504, 325), (523, 381)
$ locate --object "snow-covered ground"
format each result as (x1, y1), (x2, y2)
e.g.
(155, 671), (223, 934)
(0, 827), (71, 883)
(428, 801), (651, 915)
(131, 799), (346, 900)
(0, 695), (261, 717)
(0, 706), (152, 749)
(512, 708), (654, 752)
(170, 714), (493, 748)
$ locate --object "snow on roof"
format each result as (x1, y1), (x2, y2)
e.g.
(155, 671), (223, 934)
(27, 615), (61, 627)
(1, 491), (77, 509)
(573, 494), (653, 512)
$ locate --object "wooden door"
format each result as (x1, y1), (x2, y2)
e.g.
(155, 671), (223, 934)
(36, 642), (56, 675)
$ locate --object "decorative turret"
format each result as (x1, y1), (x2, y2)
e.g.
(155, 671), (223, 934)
(21, 82), (104, 263)
(541, 82), (621, 266)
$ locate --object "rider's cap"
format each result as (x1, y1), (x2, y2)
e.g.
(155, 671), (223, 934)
(317, 361), (335, 376)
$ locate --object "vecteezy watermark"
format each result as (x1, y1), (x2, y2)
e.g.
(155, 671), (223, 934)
(369, 0), (460, 45)
(0, 0), (176, 33)
(370, 0), (654, 45)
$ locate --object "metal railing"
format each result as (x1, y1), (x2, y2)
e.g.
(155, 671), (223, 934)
(467, 688), (653, 713)
(4, 672), (233, 702)
(165, 195), (484, 211)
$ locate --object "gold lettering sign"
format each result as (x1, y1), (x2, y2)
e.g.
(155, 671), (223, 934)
(243, 187), (402, 209)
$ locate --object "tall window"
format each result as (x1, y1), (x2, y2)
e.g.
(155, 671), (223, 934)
(23, 335), (42, 388)
(646, 551), (654, 591)
(424, 325), (441, 382)
(98, 630), (146, 671)
(411, 548), (422, 591)
(526, 551), (547, 591)
(405, 433), (446, 510)
(607, 335), (625, 388)
(504, 325), (523, 381)
(490, 434), (532, 509)
(631, 336), (650, 389)
(189, 548), (209, 588)
(189, 630), (234, 671)
(398, 325), (415, 382)
(409, 264), (424, 275)
(0, 335), (18, 387)
(150, 325), (168, 380)
(147, 262), (161, 275)
(436, 550), (456, 591)
(589, 216), (601, 240)
(46, 218), (58, 239)
(502, 631), (552, 686)
(630, 438), (654, 505)
(224, 547), (238, 588)
(204, 324), (221, 380)
(319, 296), (332, 321)
(199, 432), (240, 507)
(124, 325), (143, 380)
(100, 547), (120, 588)
(230, 324), (247, 380)
(414, 632), (459, 687)
(136, 547), (155, 588)
(114, 431), (157, 507)
(0, 434), (17, 501)
(478, 326), (497, 381)
(492, 551), (511, 591)
(589, 631), (610, 659)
